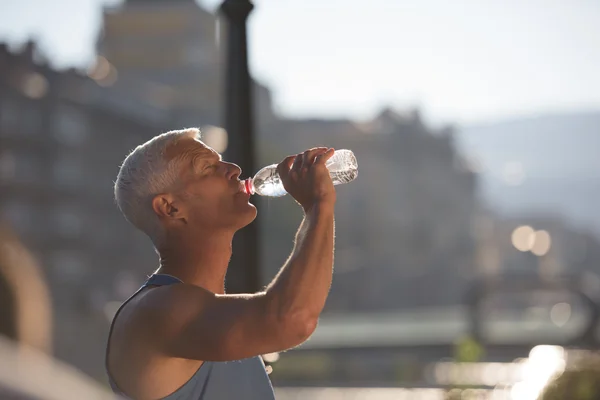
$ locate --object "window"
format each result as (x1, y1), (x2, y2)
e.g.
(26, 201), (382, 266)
(50, 250), (88, 283)
(53, 105), (89, 146)
(2, 151), (42, 183)
(53, 155), (83, 186)
(0, 98), (20, 133)
(22, 106), (42, 135)
(52, 207), (83, 237)
(1, 201), (34, 234)
(0, 99), (41, 136)
(0, 152), (15, 181)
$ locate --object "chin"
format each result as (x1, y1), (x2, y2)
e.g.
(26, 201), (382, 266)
(240, 204), (258, 226)
(227, 203), (256, 231)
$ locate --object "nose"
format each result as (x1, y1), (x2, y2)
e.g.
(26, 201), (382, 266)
(226, 162), (242, 180)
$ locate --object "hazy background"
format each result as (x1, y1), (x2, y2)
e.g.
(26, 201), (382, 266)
(1, 1), (599, 399)
(1, 0), (600, 123)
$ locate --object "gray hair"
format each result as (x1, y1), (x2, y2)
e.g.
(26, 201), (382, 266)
(114, 127), (200, 242)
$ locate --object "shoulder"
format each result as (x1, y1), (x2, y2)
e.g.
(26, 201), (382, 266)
(138, 283), (215, 315)
(109, 285), (201, 358)
(126, 284), (215, 339)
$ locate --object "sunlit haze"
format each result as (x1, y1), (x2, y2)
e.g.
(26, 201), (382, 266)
(0, 0), (599, 124)
(3, 1), (600, 397)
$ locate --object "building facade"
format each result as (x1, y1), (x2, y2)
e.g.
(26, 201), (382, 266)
(98, 0), (276, 129)
(0, 41), (171, 382)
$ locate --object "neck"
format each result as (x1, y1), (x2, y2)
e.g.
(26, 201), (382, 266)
(155, 228), (234, 294)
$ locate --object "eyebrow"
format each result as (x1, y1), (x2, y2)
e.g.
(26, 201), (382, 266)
(206, 151), (223, 162)
(192, 150), (222, 170)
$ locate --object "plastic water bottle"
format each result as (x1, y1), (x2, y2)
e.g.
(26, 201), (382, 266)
(243, 149), (358, 197)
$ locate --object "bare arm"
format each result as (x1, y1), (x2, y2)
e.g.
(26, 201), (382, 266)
(144, 148), (336, 362)
(264, 147), (337, 332)
(264, 203), (335, 333)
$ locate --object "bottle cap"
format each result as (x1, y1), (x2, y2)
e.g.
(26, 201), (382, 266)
(244, 179), (254, 195)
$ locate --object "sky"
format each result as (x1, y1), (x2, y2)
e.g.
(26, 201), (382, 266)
(0, 0), (599, 125)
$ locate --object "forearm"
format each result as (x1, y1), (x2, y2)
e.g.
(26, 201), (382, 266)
(265, 203), (335, 325)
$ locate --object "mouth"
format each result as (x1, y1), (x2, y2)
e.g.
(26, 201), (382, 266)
(238, 180), (250, 196)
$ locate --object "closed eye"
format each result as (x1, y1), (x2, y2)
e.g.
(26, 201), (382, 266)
(202, 164), (218, 173)
(193, 152), (222, 173)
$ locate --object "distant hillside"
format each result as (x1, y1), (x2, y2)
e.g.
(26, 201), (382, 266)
(455, 111), (600, 235)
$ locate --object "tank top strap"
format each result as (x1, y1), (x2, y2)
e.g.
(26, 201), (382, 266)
(143, 273), (184, 288)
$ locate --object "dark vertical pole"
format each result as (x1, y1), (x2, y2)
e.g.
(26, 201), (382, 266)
(219, 0), (260, 294)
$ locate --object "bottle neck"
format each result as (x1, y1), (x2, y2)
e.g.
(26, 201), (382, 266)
(244, 178), (255, 195)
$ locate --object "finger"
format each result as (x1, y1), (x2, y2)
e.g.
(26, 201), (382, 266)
(277, 155), (297, 179)
(315, 148), (335, 164)
(301, 149), (314, 170)
(291, 153), (303, 172)
(304, 147), (328, 167)
(282, 155), (296, 168)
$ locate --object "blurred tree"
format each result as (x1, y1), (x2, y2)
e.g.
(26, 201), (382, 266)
(539, 352), (600, 400)
(453, 335), (485, 363)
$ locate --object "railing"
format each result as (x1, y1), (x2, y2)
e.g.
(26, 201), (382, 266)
(269, 274), (600, 392)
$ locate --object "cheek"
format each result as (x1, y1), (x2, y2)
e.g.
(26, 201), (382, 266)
(199, 177), (233, 199)
(185, 181), (232, 210)
(184, 178), (218, 198)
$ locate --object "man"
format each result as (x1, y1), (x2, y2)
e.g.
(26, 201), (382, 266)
(106, 127), (337, 400)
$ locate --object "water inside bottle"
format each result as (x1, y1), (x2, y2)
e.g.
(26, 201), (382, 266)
(251, 170), (287, 196)
(254, 179), (287, 197)
(330, 167), (358, 185)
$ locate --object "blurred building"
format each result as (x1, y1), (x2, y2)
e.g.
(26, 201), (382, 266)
(97, 0), (277, 129)
(0, 41), (171, 382)
(259, 109), (479, 311)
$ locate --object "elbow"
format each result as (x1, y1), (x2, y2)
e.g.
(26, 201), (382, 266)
(279, 312), (319, 347)
(293, 314), (319, 341)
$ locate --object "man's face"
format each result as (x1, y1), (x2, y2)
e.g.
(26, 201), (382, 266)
(163, 137), (256, 231)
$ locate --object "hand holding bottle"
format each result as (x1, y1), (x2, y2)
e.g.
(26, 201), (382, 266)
(243, 149), (358, 200)
(277, 148), (336, 212)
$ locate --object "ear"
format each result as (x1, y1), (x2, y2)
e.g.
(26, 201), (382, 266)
(151, 194), (187, 224)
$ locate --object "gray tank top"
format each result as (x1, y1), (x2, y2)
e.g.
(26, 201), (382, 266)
(106, 274), (275, 400)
